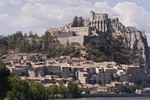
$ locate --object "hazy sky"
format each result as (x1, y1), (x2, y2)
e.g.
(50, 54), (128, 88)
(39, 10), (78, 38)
(0, 0), (150, 44)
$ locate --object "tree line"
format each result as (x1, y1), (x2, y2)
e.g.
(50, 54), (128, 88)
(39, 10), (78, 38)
(0, 31), (54, 54)
(85, 34), (142, 64)
(7, 77), (81, 100)
(0, 30), (82, 59)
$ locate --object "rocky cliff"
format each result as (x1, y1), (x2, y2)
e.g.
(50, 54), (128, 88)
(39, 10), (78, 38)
(108, 19), (150, 67)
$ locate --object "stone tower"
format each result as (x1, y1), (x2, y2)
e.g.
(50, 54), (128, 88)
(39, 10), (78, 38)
(88, 11), (109, 33)
(90, 10), (95, 21)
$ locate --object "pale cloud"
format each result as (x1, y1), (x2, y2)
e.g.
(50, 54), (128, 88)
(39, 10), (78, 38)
(0, 1), (5, 8)
(0, 1), (9, 8)
(94, 1), (110, 10)
(10, 0), (20, 5)
(28, 0), (43, 3)
(4, 0), (93, 34)
(0, 0), (21, 8)
(113, 2), (150, 31)
(94, 1), (117, 17)
(0, 13), (13, 27)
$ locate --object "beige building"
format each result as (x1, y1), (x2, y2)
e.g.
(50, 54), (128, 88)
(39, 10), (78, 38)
(77, 71), (89, 84)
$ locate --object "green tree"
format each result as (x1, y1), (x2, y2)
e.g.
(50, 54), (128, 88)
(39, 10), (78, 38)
(78, 17), (84, 27)
(49, 85), (59, 98)
(72, 16), (84, 27)
(72, 16), (78, 27)
(67, 81), (81, 98)
(30, 82), (47, 100)
(42, 31), (54, 51)
(72, 49), (81, 57)
(117, 85), (137, 94)
(7, 77), (31, 100)
(58, 84), (67, 98)
(0, 31), (43, 53)
(0, 61), (10, 99)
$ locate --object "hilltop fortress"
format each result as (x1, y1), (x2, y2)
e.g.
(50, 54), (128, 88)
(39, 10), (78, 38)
(47, 11), (119, 45)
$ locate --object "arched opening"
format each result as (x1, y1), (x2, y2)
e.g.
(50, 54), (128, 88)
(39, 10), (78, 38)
(104, 20), (105, 32)
(98, 21), (100, 30)
(101, 21), (102, 32)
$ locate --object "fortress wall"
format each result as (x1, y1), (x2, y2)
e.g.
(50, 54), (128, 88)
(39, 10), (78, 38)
(68, 36), (95, 45)
(57, 35), (96, 46)
(57, 36), (87, 45)
(57, 37), (68, 45)
(68, 36), (85, 45)
(57, 36), (85, 46)
(66, 27), (90, 36)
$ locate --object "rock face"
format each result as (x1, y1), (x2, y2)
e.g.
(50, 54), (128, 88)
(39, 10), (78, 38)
(84, 11), (150, 66)
(108, 18), (150, 67)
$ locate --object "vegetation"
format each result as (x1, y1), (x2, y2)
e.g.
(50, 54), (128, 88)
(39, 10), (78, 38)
(85, 34), (138, 64)
(6, 79), (81, 100)
(117, 85), (137, 94)
(46, 43), (82, 58)
(42, 31), (54, 51)
(72, 16), (84, 27)
(135, 79), (150, 88)
(0, 30), (83, 60)
(67, 81), (81, 98)
(0, 61), (10, 99)
(0, 31), (54, 54)
(7, 77), (31, 100)
(0, 31), (43, 53)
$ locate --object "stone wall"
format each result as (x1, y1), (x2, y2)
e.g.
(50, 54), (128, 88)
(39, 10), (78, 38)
(66, 27), (90, 36)
(57, 37), (68, 46)
(57, 36), (95, 46)
(57, 36), (85, 46)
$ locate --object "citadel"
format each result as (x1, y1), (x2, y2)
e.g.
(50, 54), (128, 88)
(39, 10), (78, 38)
(47, 11), (119, 45)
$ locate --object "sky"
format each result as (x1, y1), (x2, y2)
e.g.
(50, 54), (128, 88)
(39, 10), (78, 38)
(0, 0), (150, 45)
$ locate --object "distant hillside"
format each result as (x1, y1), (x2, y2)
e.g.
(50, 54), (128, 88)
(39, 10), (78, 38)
(108, 19), (150, 67)
(0, 31), (54, 54)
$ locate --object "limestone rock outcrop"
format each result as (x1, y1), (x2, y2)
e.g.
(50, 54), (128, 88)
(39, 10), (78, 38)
(109, 18), (150, 67)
